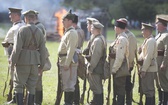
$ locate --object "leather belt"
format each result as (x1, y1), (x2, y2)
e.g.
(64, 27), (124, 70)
(58, 53), (67, 57)
(158, 50), (164, 56)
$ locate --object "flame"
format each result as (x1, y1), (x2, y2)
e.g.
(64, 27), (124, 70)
(55, 8), (67, 37)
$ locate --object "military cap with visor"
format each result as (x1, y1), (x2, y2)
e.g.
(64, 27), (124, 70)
(115, 19), (127, 29)
(8, 7), (22, 14)
(141, 23), (154, 30)
(22, 10), (36, 16)
(92, 21), (104, 29)
(156, 17), (168, 26)
(86, 17), (99, 23)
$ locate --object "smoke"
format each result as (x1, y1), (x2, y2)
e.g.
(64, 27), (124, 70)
(0, 0), (63, 37)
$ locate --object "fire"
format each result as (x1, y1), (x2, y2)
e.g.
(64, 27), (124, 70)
(55, 8), (67, 37)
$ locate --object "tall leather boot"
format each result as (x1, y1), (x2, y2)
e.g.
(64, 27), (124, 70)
(15, 93), (23, 105)
(34, 91), (43, 105)
(117, 95), (125, 105)
(158, 89), (163, 105)
(27, 94), (35, 105)
(73, 79), (80, 105)
(163, 92), (168, 105)
(94, 93), (103, 105)
(125, 91), (132, 105)
(64, 92), (74, 105)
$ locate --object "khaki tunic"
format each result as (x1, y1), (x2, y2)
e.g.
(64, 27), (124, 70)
(139, 36), (158, 97)
(156, 30), (168, 92)
(110, 32), (129, 96)
(58, 26), (78, 92)
(4, 21), (25, 56)
(10, 23), (46, 94)
(75, 26), (85, 49)
(87, 35), (106, 94)
(125, 30), (137, 68)
(35, 21), (47, 41)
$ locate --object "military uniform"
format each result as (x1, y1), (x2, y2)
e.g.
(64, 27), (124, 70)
(156, 17), (168, 105)
(58, 10), (78, 105)
(118, 18), (137, 105)
(34, 11), (49, 105)
(110, 19), (129, 105)
(10, 10), (46, 105)
(138, 23), (157, 105)
(86, 22), (105, 105)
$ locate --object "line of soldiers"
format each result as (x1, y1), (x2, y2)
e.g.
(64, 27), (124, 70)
(2, 8), (50, 105)
(2, 7), (168, 105)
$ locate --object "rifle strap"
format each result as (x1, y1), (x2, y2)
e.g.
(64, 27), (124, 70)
(3, 66), (10, 97)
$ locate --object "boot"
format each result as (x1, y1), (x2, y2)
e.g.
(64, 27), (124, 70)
(64, 92), (74, 105)
(73, 80), (80, 105)
(158, 89), (163, 105)
(163, 92), (168, 105)
(15, 93), (23, 105)
(117, 95), (125, 105)
(34, 91), (43, 105)
(125, 91), (132, 105)
(27, 94), (35, 105)
(145, 97), (154, 105)
(94, 93), (103, 105)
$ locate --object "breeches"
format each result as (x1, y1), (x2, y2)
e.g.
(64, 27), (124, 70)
(141, 72), (155, 97)
(60, 65), (77, 92)
(113, 76), (126, 96)
(88, 73), (103, 94)
(158, 69), (168, 92)
(14, 65), (38, 94)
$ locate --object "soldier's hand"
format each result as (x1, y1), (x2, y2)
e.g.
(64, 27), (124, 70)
(64, 65), (69, 71)
(140, 71), (146, 78)
(38, 68), (43, 76)
(160, 64), (165, 71)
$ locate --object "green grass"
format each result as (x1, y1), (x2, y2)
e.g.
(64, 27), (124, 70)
(0, 27), (159, 105)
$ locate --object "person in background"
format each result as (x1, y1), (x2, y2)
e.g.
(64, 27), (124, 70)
(57, 10), (78, 105)
(155, 17), (168, 105)
(138, 23), (157, 105)
(72, 13), (85, 105)
(118, 18), (137, 105)
(1, 7), (25, 104)
(10, 10), (46, 105)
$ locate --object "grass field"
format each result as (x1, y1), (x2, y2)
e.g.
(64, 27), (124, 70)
(0, 26), (158, 105)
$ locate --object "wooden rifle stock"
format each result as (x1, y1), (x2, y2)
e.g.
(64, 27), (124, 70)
(106, 75), (111, 105)
(80, 77), (87, 104)
(55, 57), (63, 105)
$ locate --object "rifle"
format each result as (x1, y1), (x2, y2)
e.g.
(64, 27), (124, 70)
(55, 57), (63, 105)
(106, 75), (111, 105)
(112, 75), (117, 105)
(135, 51), (143, 105)
(80, 75), (87, 104)
(3, 65), (13, 102)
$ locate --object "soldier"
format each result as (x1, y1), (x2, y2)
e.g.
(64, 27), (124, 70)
(109, 19), (129, 105)
(9, 10), (46, 105)
(155, 17), (168, 105)
(57, 10), (78, 105)
(86, 21), (106, 105)
(138, 23), (157, 105)
(72, 14), (85, 105)
(1, 7), (25, 104)
(118, 18), (137, 105)
(34, 11), (50, 105)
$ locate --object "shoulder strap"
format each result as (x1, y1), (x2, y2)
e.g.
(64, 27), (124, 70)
(28, 27), (38, 48)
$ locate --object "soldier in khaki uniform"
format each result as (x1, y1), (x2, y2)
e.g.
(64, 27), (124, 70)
(57, 10), (78, 105)
(34, 11), (50, 105)
(155, 17), (168, 105)
(1, 7), (25, 104)
(118, 18), (137, 105)
(72, 14), (85, 105)
(138, 23), (157, 105)
(87, 21), (106, 105)
(10, 10), (46, 105)
(109, 19), (129, 105)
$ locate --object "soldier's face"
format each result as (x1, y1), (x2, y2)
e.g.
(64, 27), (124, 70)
(62, 18), (72, 28)
(9, 13), (16, 22)
(156, 22), (165, 32)
(87, 22), (91, 32)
